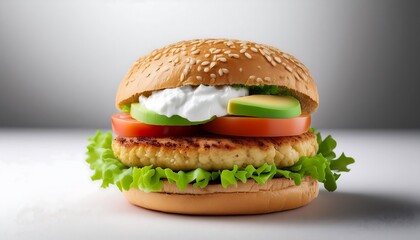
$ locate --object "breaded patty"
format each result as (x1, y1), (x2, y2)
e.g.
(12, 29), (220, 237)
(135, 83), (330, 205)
(112, 132), (318, 171)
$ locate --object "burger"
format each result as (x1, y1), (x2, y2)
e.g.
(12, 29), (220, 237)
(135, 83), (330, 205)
(86, 39), (354, 215)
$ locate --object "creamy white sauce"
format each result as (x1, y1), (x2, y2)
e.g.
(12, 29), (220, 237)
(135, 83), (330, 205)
(139, 85), (248, 122)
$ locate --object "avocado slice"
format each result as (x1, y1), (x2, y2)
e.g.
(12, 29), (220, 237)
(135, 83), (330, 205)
(227, 95), (301, 118)
(130, 103), (213, 126)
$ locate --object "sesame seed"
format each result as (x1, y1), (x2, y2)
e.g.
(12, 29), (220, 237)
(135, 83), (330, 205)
(210, 62), (217, 69)
(224, 50), (231, 54)
(153, 53), (162, 60)
(181, 51), (187, 56)
(286, 66), (293, 72)
(204, 67), (210, 72)
(239, 68), (243, 72)
(218, 68), (223, 76)
(201, 61), (210, 66)
(210, 73), (216, 79)
(240, 48), (247, 53)
(229, 54), (239, 58)
(174, 48), (181, 54)
(263, 48), (271, 55)
(226, 41), (234, 46)
(270, 61), (277, 67)
(265, 55), (272, 62)
(197, 66), (202, 72)
(274, 57), (282, 63)
(213, 49), (221, 54)
(180, 73), (185, 81)
(245, 52), (252, 59)
(297, 69), (308, 82)
(212, 55), (217, 61)
(257, 66), (262, 69)
(191, 46), (197, 51)
(256, 77), (263, 83)
(250, 47), (258, 52)
(191, 49), (200, 55)
(264, 77), (271, 81)
(209, 47), (216, 52)
(190, 59), (196, 65)
(196, 76), (202, 81)
(249, 75), (256, 80)
(218, 57), (227, 62)
(174, 57), (179, 64)
(163, 66), (170, 72)
(184, 65), (191, 74)
(185, 58), (190, 63)
(155, 67), (160, 72)
(222, 68), (229, 74)
(205, 53), (210, 58)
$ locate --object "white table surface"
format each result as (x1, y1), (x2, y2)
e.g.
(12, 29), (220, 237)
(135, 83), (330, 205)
(1, 128), (419, 240)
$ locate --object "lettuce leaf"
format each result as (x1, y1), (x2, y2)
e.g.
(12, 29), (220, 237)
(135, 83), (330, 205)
(86, 130), (354, 192)
(232, 84), (293, 96)
(121, 105), (131, 113)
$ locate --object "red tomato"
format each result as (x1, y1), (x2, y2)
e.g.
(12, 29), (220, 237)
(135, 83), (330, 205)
(112, 113), (200, 137)
(201, 115), (311, 137)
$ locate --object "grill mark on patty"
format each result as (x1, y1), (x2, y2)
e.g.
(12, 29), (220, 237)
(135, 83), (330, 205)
(115, 132), (314, 151)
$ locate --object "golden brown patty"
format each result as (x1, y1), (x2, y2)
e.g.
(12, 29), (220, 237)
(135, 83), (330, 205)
(112, 132), (318, 171)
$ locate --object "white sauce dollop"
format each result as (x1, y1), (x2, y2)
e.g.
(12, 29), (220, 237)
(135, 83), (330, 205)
(139, 85), (249, 122)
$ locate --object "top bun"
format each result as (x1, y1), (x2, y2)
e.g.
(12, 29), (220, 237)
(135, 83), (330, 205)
(116, 39), (319, 114)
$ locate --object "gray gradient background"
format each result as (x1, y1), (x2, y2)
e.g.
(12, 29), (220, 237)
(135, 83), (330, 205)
(0, 0), (419, 129)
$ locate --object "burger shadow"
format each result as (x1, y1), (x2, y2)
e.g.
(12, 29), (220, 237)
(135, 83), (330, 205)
(193, 191), (420, 225)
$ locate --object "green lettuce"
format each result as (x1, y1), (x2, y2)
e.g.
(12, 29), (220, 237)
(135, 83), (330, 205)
(86, 131), (354, 192)
(232, 84), (293, 96)
(121, 105), (131, 113)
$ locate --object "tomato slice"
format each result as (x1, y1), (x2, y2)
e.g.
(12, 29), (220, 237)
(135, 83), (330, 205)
(201, 115), (311, 137)
(112, 113), (200, 137)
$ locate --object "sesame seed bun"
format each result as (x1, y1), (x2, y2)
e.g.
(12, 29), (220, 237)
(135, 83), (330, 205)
(115, 39), (319, 114)
(123, 177), (319, 215)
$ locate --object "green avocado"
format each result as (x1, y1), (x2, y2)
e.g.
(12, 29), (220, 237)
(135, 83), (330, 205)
(130, 103), (213, 126)
(227, 95), (301, 118)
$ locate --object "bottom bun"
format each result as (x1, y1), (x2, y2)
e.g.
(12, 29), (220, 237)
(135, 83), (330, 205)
(123, 177), (319, 215)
